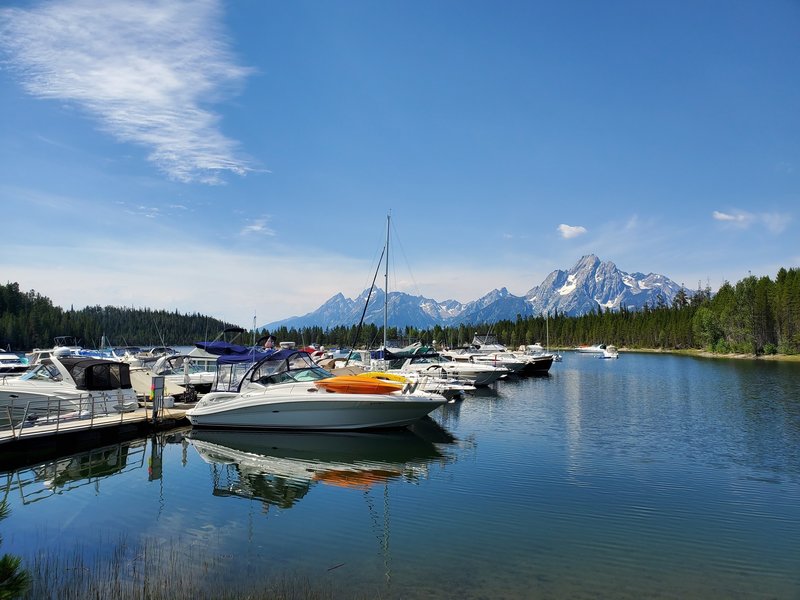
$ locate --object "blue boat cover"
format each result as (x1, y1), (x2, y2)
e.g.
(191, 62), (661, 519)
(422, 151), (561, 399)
(195, 341), (252, 355)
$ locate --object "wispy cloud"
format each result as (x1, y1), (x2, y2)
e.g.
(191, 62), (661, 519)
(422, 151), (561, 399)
(240, 218), (275, 237)
(712, 210), (752, 225)
(0, 0), (252, 184)
(760, 212), (792, 234)
(557, 223), (587, 239)
(712, 210), (791, 233)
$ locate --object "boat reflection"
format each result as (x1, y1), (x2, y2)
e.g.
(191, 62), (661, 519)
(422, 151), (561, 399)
(188, 422), (455, 508)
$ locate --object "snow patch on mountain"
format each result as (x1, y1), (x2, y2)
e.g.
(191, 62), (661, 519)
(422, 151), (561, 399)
(261, 255), (687, 330)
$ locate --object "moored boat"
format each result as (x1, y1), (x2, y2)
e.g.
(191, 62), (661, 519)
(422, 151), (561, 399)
(0, 355), (139, 422)
(0, 352), (29, 376)
(185, 346), (448, 430)
(600, 345), (619, 359)
(574, 343), (607, 353)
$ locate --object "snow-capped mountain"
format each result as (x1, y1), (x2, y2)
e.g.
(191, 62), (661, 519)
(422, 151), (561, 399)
(525, 254), (684, 315)
(261, 255), (686, 330)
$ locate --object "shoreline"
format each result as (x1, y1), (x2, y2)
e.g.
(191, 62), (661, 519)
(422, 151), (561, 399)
(614, 347), (800, 363)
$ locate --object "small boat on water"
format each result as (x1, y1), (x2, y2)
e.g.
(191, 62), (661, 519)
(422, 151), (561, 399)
(185, 345), (448, 430)
(599, 345), (619, 359)
(574, 343), (607, 354)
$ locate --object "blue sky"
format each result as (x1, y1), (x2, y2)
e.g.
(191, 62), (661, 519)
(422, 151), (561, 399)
(1, 0), (798, 327)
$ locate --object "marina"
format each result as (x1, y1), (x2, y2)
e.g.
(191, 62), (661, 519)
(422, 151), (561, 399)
(1, 351), (799, 598)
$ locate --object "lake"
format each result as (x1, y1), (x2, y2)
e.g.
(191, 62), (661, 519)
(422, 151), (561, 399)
(2, 352), (799, 598)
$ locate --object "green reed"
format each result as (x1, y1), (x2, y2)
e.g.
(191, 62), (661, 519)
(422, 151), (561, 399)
(20, 536), (359, 600)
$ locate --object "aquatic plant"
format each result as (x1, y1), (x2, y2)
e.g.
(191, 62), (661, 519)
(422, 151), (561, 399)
(21, 536), (372, 599)
(0, 500), (30, 600)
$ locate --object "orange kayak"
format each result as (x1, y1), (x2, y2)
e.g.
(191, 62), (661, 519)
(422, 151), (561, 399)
(314, 375), (404, 395)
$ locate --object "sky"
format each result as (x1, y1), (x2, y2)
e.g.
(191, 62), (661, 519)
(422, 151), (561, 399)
(1, 0), (798, 328)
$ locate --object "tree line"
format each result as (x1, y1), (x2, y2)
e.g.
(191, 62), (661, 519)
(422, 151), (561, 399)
(0, 282), (235, 351)
(3, 266), (799, 355)
(263, 268), (800, 356)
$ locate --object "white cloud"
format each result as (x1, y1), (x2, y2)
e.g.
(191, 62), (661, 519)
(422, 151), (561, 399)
(0, 0), (252, 184)
(557, 224), (587, 239)
(713, 209), (791, 233)
(712, 210), (752, 225)
(240, 218), (275, 237)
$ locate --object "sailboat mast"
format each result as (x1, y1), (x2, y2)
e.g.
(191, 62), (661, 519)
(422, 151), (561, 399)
(384, 213), (389, 352)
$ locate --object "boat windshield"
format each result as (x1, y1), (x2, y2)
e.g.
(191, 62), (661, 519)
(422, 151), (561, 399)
(19, 362), (63, 382)
(157, 357), (210, 376)
(249, 352), (332, 387)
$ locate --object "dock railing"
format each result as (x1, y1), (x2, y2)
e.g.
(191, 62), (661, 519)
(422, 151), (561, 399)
(1, 392), (132, 441)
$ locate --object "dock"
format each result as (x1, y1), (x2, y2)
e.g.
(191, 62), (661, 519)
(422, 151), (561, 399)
(0, 403), (191, 470)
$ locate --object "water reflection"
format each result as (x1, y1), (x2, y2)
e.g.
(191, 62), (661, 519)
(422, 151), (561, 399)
(188, 421), (456, 509)
(2, 439), (147, 505)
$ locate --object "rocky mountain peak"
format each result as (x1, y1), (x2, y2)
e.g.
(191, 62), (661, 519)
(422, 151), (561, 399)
(262, 256), (687, 330)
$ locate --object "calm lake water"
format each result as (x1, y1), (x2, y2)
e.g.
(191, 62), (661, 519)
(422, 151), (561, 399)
(3, 352), (800, 598)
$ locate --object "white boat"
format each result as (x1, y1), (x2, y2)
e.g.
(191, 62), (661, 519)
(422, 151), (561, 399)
(122, 346), (178, 368)
(0, 355), (139, 422)
(574, 343), (607, 354)
(25, 335), (83, 365)
(129, 353), (215, 401)
(185, 346), (448, 430)
(600, 345), (619, 359)
(466, 333), (555, 375)
(0, 352), (29, 376)
(395, 353), (509, 387)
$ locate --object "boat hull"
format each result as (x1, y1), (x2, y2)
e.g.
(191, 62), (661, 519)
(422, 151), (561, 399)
(185, 390), (447, 430)
(519, 355), (554, 375)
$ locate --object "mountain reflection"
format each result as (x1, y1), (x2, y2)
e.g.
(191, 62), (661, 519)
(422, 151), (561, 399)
(189, 421), (455, 509)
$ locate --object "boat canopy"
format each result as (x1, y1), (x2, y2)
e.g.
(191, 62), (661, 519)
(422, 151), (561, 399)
(382, 344), (437, 360)
(212, 349), (331, 393)
(59, 357), (132, 391)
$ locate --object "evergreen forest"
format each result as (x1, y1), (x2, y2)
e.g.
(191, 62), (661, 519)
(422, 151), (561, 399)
(0, 282), (236, 352)
(2, 267), (799, 356)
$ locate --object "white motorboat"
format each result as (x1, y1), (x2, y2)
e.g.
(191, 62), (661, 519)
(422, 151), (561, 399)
(444, 350), (528, 374)
(600, 345), (619, 359)
(0, 352), (29, 376)
(394, 353), (508, 387)
(574, 343), (607, 354)
(0, 355), (139, 422)
(129, 353), (215, 401)
(25, 335), (83, 365)
(185, 346), (448, 430)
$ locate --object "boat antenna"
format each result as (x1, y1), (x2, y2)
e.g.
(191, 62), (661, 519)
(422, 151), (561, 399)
(384, 212), (390, 354)
(345, 243), (386, 367)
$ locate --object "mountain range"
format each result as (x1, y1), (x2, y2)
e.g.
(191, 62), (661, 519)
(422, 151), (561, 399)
(262, 254), (687, 330)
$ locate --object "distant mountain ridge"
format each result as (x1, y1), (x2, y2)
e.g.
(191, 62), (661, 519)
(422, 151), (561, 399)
(262, 255), (687, 330)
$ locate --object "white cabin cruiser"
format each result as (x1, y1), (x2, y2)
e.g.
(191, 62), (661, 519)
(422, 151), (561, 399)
(394, 353), (508, 387)
(129, 353), (215, 401)
(0, 352), (29, 376)
(600, 345), (619, 359)
(0, 355), (138, 422)
(186, 345), (448, 430)
(574, 343), (607, 353)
